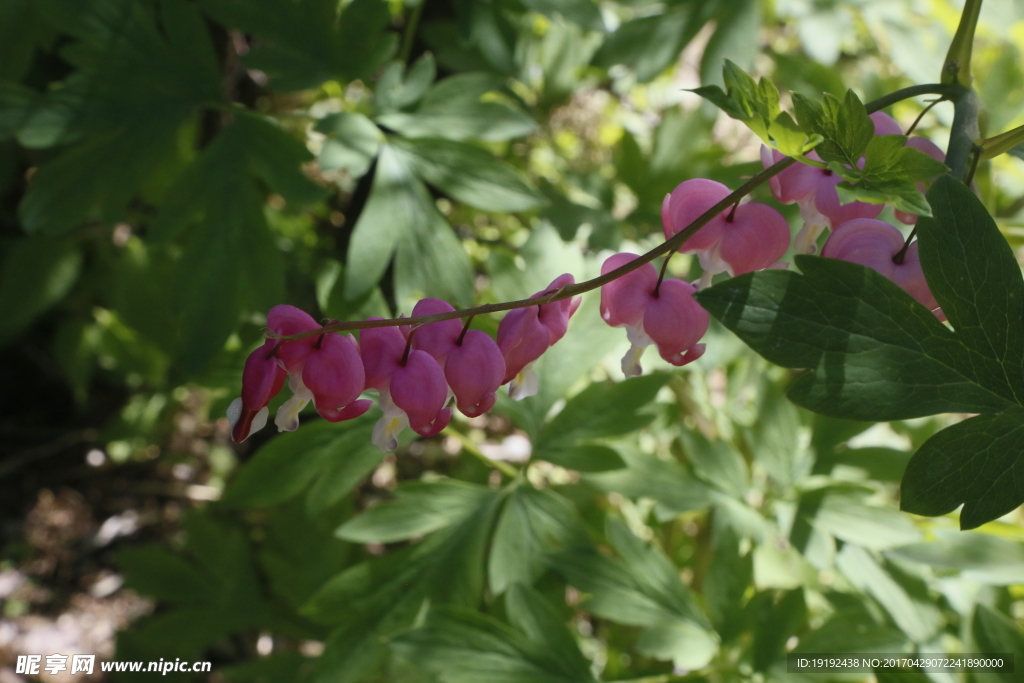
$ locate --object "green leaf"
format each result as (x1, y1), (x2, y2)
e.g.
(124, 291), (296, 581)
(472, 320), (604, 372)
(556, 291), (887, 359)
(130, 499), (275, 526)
(391, 605), (598, 683)
(375, 54), (437, 115)
(586, 449), (712, 515)
(806, 490), (921, 550)
(0, 237), (81, 347)
(680, 430), (748, 499)
(747, 380), (808, 487)
(696, 255), (1015, 420)
(377, 73), (537, 142)
(223, 418), (375, 508)
(316, 112), (384, 181)
(336, 479), (493, 544)
(792, 89), (874, 167)
(541, 444), (626, 473)
(548, 519), (718, 669)
(703, 529), (752, 639)
(591, 7), (697, 83)
(918, 175), (1024, 394)
(691, 61), (815, 154)
(259, 500), (353, 610)
(391, 137), (543, 212)
(306, 489), (504, 681)
(117, 546), (214, 603)
(200, 0), (396, 90)
(489, 486), (589, 594)
(887, 530), (1024, 584)
(535, 375), (668, 455)
(901, 410), (1024, 529)
(345, 145), (473, 307)
(305, 435), (386, 516)
(834, 135), (949, 216)
(972, 604), (1024, 677)
(699, 0), (761, 89)
(0, 82), (40, 141)
(504, 584), (593, 680)
(20, 0), (220, 233)
(836, 546), (942, 643)
(519, 0), (604, 31)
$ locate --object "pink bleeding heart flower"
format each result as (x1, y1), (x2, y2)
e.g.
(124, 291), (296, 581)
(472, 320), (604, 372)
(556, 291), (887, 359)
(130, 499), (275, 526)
(445, 330), (505, 417)
(359, 322), (452, 451)
(410, 298), (506, 417)
(264, 305), (371, 432)
(895, 137), (946, 225)
(497, 273), (580, 400)
(600, 253), (709, 376)
(410, 298), (462, 362)
(759, 111), (898, 256)
(822, 219), (942, 316)
(227, 339), (288, 443)
(870, 111), (903, 137)
(661, 179), (791, 288)
(760, 147), (882, 254)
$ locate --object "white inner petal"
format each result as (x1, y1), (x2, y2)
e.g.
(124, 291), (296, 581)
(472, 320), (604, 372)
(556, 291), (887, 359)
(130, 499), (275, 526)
(226, 397), (243, 430)
(509, 364), (539, 401)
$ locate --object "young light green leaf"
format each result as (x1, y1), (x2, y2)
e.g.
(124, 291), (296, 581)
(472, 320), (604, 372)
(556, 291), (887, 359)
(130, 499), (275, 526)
(316, 112), (384, 180)
(792, 89), (874, 167)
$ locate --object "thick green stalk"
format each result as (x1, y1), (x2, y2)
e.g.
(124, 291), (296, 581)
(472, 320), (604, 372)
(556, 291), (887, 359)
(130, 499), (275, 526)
(942, 0), (983, 87)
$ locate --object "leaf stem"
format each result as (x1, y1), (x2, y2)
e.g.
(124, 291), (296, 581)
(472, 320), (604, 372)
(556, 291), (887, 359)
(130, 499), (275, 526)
(399, 0), (425, 64)
(266, 84), (957, 341)
(443, 427), (519, 478)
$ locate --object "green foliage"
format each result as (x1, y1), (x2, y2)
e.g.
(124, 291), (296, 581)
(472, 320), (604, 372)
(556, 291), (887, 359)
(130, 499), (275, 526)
(698, 176), (1024, 528)
(5, 1), (1024, 682)
(692, 60), (816, 156)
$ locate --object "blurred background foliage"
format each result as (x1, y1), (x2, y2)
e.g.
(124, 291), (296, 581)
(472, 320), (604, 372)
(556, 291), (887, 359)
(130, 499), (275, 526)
(1, 0), (1024, 681)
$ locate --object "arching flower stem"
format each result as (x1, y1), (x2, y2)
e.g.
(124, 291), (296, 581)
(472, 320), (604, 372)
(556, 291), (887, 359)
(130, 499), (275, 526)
(266, 84), (959, 343)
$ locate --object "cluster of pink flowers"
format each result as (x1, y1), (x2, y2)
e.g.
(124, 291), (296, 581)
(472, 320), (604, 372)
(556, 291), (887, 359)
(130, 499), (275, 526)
(759, 111), (945, 318)
(230, 110), (946, 449)
(228, 276), (578, 450)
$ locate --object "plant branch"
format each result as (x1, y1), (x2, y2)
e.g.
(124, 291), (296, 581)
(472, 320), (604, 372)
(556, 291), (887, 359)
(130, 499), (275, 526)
(267, 84), (956, 341)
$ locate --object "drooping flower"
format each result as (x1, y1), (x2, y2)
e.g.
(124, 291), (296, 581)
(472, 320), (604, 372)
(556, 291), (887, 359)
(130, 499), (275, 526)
(661, 179), (791, 288)
(821, 218), (941, 315)
(360, 322), (452, 451)
(600, 253), (709, 376)
(267, 305), (371, 430)
(759, 111), (906, 254)
(227, 305), (371, 442)
(227, 339), (288, 443)
(410, 298), (506, 418)
(497, 273), (580, 400)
